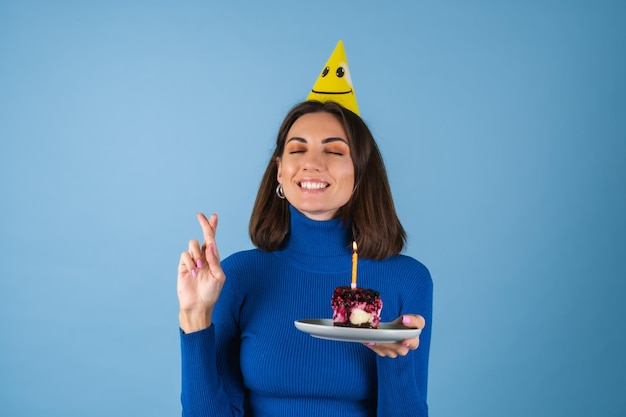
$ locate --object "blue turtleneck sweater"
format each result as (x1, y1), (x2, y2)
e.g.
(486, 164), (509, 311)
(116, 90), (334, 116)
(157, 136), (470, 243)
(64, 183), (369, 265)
(180, 206), (433, 416)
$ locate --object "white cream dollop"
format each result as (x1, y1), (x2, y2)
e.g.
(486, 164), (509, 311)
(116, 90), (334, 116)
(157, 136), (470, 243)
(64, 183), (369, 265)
(349, 308), (372, 325)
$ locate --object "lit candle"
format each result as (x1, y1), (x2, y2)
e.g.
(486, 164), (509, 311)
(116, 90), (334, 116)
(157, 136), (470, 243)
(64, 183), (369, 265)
(351, 241), (358, 289)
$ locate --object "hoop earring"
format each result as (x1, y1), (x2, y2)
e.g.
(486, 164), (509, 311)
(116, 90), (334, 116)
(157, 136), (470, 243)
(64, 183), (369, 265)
(275, 184), (286, 199)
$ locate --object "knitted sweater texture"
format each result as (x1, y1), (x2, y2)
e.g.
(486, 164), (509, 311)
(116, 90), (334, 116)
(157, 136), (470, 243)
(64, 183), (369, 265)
(180, 206), (433, 416)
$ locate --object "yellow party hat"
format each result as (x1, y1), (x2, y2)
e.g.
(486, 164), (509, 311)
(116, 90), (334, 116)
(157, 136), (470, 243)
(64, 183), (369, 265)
(307, 40), (360, 115)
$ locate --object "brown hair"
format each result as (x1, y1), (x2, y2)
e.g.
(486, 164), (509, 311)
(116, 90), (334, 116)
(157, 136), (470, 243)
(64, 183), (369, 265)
(249, 100), (406, 260)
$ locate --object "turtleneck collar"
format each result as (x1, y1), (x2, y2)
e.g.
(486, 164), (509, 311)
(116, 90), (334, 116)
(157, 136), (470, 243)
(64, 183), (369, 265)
(274, 205), (353, 273)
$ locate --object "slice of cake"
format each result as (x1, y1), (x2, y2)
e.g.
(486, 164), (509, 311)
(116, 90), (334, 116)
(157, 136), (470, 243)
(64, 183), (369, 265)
(331, 286), (383, 328)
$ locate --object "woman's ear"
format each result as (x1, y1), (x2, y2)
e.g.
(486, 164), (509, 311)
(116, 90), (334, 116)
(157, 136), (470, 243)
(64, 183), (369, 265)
(276, 157), (282, 182)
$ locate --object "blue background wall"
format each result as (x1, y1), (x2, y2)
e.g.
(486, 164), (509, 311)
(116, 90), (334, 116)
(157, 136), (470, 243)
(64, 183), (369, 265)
(1, 1), (624, 416)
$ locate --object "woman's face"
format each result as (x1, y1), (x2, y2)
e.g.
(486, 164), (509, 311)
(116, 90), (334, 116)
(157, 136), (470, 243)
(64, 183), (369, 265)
(277, 111), (355, 221)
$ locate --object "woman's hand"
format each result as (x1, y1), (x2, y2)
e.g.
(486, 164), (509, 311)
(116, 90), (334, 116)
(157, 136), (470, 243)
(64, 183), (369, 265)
(364, 314), (426, 358)
(177, 213), (226, 333)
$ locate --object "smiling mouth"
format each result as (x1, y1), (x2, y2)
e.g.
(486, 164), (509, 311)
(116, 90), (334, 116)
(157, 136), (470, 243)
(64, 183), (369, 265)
(299, 181), (329, 190)
(311, 89), (353, 95)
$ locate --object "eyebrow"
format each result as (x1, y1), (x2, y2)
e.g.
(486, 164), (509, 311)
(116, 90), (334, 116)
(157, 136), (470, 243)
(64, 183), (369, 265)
(287, 137), (349, 145)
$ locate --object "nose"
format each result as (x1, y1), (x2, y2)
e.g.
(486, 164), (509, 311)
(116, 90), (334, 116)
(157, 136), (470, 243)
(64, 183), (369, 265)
(302, 151), (325, 171)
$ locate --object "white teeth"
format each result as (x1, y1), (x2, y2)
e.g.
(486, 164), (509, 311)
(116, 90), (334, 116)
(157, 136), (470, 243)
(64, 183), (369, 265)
(300, 181), (327, 190)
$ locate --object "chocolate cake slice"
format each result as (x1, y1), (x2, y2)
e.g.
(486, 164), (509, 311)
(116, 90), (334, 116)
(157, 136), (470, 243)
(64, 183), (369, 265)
(331, 286), (383, 328)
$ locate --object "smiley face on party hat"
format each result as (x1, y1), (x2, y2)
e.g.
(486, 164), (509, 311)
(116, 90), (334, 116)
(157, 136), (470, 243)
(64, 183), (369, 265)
(307, 40), (359, 115)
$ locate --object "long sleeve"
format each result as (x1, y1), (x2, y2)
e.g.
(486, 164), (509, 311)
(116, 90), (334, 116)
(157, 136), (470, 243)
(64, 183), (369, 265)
(374, 257), (434, 417)
(180, 260), (246, 417)
(180, 326), (244, 417)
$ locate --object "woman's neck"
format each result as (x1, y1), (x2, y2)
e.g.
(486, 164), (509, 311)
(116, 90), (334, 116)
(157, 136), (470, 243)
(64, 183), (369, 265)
(277, 205), (352, 272)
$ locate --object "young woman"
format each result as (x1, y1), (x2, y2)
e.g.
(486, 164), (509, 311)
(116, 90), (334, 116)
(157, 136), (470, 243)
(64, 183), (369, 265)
(177, 100), (433, 416)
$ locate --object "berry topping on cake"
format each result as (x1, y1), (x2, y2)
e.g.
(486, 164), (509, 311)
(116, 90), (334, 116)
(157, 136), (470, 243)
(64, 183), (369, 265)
(331, 286), (382, 328)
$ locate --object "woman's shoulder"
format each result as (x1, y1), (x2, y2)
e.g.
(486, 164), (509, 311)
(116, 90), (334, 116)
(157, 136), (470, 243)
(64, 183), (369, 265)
(383, 253), (430, 273)
(373, 255), (433, 303)
(220, 247), (278, 273)
(222, 247), (267, 264)
(370, 254), (432, 286)
(217, 249), (273, 293)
